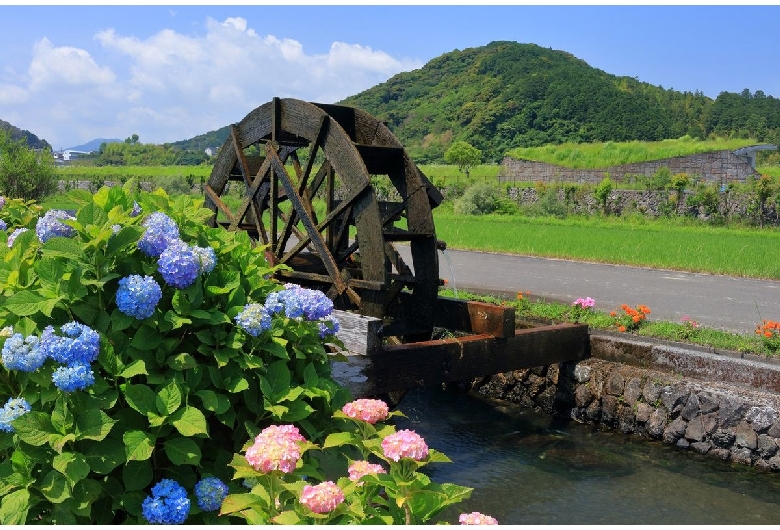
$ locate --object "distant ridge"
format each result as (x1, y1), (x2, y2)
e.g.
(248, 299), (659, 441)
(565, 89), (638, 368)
(65, 138), (122, 153)
(0, 118), (50, 150)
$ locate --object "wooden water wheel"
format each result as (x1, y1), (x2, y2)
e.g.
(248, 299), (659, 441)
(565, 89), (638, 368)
(204, 97), (444, 341)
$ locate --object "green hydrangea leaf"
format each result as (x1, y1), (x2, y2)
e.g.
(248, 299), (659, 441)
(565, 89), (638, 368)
(164, 437), (202, 466)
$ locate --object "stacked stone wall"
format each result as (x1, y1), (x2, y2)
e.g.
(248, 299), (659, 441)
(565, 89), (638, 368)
(499, 150), (759, 186)
(468, 333), (780, 471)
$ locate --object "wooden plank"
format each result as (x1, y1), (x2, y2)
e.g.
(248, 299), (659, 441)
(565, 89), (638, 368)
(432, 296), (516, 338)
(360, 323), (589, 396)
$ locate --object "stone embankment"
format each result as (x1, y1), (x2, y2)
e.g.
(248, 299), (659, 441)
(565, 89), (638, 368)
(469, 330), (780, 471)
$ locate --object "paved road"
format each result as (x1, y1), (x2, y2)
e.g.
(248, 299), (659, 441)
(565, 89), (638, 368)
(399, 246), (780, 336)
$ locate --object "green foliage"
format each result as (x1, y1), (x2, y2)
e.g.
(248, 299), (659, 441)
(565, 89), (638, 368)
(453, 182), (507, 216)
(0, 184), (474, 524)
(506, 138), (758, 169)
(0, 132), (57, 201)
(686, 182), (720, 217)
(444, 141), (482, 179)
(593, 177), (613, 214)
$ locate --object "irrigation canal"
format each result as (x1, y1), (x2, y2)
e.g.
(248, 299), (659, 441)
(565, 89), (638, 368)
(395, 386), (780, 525)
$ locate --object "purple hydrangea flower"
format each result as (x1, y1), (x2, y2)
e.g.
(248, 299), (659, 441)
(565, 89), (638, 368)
(0, 220), (6, 231)
(0, 196), (5, 210)
(130, 202), (142, 217)
(36, 209), (76, 243)
(138, 212), (179, 257)
(0, 397), (31, 433)
(7, 227), (29, 248)
(1, 333), (46, 372)
(142, 479), (191, 525)
(235, 303), (272, 336)
(194, 477), (229, 512)
(40, 322), (100, 366)
(52, 362), (95, 392)
(318, 315), (340, 338)
(158, 240), (200, 289)
(192, 245), (217, 274)
(116, 275), (162, 319)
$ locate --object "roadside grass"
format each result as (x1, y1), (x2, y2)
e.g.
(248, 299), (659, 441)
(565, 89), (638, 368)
(504, 137), (760, 169)
(440, 288), (770, 357)
(433, 212), (780, 280)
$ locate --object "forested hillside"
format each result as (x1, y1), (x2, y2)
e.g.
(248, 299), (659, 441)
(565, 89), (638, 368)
(0, 119), (50, 150)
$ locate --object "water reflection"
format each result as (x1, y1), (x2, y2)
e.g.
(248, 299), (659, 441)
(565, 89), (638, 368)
(393, 386), (780, 525)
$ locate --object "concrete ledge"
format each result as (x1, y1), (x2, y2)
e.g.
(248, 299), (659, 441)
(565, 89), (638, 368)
(590, 330), (780, 394)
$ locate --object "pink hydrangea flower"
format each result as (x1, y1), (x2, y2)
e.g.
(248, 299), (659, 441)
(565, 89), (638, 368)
(459, 512), (498, 525)
(244, 424), (306, 474)
(342, 398), (390, 424)
(299, 481), (345, 514)
(381, 429), (429, 462)
(572, 297), (595, 309)
(347, 460), (386, 484)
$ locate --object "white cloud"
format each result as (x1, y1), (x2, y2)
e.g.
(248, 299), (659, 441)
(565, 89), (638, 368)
(0, 84), (28, 105)
(28, 37), (115, 91)
(0, 16), (422, 149)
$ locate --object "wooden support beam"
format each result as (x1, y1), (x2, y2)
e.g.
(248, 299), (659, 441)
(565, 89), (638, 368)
(330, 322), (590, 397)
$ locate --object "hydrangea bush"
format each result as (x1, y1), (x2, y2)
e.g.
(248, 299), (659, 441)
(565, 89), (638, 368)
(0, 184), (483, 524)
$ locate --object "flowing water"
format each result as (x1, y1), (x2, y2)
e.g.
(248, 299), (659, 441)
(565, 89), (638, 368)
(439, 249), (458, 297)
(393, 386), (780, 525)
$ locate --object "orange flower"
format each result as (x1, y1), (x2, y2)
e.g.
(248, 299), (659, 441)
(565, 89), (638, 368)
(766, 331), (773, 338)
(443, 279), (449, 285)
(632, 315), (641, 324)
(610, 311), (617, 317)
(618, 325), (627, 332)
(638, 305), (651, 314)
(516, 293), (523, 300)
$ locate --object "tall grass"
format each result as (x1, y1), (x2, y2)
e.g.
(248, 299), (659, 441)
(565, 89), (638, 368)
(433, 212), (780, 280)
(505, 138), (761, 169)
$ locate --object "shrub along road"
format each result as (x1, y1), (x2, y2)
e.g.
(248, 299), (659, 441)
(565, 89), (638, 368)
(400, 246), (780, 336)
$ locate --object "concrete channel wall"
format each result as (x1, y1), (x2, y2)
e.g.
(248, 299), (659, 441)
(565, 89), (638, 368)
(468, 331), (780, 471)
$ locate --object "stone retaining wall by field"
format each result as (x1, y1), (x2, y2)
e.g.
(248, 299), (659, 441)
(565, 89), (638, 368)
(499, 150), (759, 186)
(468, 331), (780, 471)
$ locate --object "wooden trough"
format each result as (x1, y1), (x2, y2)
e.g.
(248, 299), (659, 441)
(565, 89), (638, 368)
(330, 295), (590, 398)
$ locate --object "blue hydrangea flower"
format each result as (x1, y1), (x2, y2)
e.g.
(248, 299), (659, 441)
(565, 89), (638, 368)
(194, 477), (229, 512)
(52, 362), (95, 392)
(0, 397), (31, 433)
(1, 333), (46, 372)
(142, 479), (191, 525)
(235, 303), (272, 336)
(270, 284), (334, 321)
(130, 202), (142, 217)
(0, 220), (6, 231)
(158, 240), (200, 289)
(7, 227), (29, 248)
(111, 224), (121, 234)
(138, 212), (179, 257)
(116, 275), (162, 319)
(318, 315), (341, 338)
(192, 245), (217, 274)
(36, 209), (76, 243)
(40, 322), (100, 366)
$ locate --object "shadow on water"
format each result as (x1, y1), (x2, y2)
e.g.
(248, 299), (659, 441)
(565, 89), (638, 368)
(393, 386), (780, 525)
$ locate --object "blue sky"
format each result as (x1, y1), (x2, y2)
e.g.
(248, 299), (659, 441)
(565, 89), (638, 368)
(2, 4), (779, 150)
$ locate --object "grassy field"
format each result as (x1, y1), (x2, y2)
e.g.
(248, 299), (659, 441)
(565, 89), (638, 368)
(433, 212), (780, 280)
(504, 137), (761, 169)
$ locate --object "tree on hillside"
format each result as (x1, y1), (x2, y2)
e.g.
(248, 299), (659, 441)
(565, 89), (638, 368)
(0, 132), (56, 201)
(445, 141), (482, 180)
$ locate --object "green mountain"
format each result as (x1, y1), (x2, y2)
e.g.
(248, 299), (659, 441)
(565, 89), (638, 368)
(340, 41), (717, 163)
(0, 119), (51, 150)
